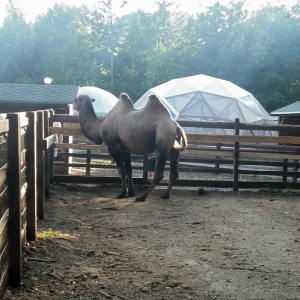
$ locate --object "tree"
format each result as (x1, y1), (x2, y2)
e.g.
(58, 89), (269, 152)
(87, 0), (128, 91)
(31, 4), (94, 85)
(240, 5), (300, 111)
(0, 0), (34, 83)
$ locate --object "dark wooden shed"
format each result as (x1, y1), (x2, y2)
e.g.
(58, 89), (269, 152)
(271, 101), (300, 125)
(0, 83), (79, 114)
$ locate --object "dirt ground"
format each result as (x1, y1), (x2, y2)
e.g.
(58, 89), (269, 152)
(4, 183), (300, 300)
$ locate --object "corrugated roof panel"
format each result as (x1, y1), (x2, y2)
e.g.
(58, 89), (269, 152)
(271, 101), (300, 115)
(0, 83), (79, 104)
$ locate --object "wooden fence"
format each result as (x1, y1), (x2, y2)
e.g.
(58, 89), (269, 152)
(50, 115), (300, 191)
(1, 110), (300, 297)
(0, 110), (54, 298)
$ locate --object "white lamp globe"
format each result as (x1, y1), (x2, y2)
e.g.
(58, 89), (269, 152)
(44, 77), (52, 84)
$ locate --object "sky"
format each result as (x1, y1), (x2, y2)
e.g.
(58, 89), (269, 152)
(0, 0), (298, 24)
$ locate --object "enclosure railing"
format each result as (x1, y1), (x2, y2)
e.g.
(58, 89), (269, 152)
(50, 115), (300, 191)
(0, 110), (54, 297)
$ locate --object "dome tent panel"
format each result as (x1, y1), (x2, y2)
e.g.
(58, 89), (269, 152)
(134, 74), (273, 124)
(166, 92), (195, 113)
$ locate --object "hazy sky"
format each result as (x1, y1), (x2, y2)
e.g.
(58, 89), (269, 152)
(0, 0), (297, 24)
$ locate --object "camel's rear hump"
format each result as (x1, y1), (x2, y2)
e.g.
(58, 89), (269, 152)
(144, 94), (172, 116)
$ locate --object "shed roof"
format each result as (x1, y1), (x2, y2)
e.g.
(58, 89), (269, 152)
(0, 83), (79, 104)
(271, 101), (300, 115)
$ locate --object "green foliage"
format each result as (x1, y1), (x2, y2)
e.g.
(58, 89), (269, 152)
(39, 228), (57, 241)
(31, 277), (38, 281)
(0, 1), (299, 111)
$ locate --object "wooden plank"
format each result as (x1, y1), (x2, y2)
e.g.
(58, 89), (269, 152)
(43, 134), (57, 150)
(50, 127), (83, 136)
(239, 151), (300, 160)
(238, 181), (300, 189)
(184, 149), (234, 158)
(52, 175), (300, 190)
(54, 175), (142, 185)
(50, 116), (300, 133)
(239, 159), (300, 167)
(0, 258), (9, 299)
(0, 167), (7, 196)
(187, 133), (300, 145)
(54, 162), (118, 169)
(0, 186), (8, 221)
(7, 113), (22, 287)
(36, 111), (45, 219)
(184, 148), (300, 161)
(55, 143), (108, 151)
(0, 209), (9, 251)
(0, 120), (9, 134)
(51, 114), (80, 123)
(178, 120), (236, 129)
(237, 169), (299, 177)
(20, 204), (27, 245)
(26, 112), (37, 241)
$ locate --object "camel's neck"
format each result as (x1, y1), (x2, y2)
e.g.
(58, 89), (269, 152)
(78, 104), (104, 145)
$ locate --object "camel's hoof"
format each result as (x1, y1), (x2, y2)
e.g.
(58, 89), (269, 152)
(116, 192), (128, 199)
(135, 196), (146, 202)
(128, 190), (135, 197)
(159, 194), (170, 199)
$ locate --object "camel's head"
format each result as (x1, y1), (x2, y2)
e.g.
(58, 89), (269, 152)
(73, 94), (95, 112)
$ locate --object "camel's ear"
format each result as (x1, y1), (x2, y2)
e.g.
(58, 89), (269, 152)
(91, 98), (95, 102)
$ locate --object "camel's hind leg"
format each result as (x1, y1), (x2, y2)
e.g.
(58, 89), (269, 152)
(160, 148), (179, 199)
(135, 154), (166, 202)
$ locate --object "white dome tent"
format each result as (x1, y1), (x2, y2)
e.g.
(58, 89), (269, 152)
(134, 74), (274, 135)
(78, 86), (118, 116)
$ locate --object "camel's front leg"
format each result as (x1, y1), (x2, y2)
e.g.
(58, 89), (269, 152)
(123, 152), (135, 197)
(116, 165), (128, 198)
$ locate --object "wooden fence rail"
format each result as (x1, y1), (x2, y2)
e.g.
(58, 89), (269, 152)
(50, 115), (300, 191)
(0, 110), (52, 297)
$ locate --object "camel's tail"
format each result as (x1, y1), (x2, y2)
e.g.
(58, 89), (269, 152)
(174, 123), (188, 151)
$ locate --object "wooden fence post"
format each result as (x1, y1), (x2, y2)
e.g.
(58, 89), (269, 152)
(44, 111), (50, 199)
(282, 159), (288, 185)
(26, 112), (37, 241)
(86, 150), (91, 176)
(143, 155), (148, 184)
(36, 111), (45, 219)
(233, 118), (240, 192)
(7, 113), (22, 287)
(49, 144), (54, 184)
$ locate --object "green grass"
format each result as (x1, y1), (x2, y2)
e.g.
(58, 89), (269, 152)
(38, 228), (57, 241)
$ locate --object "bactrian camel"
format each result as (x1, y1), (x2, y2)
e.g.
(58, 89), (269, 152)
(73, 93), (187, 202)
